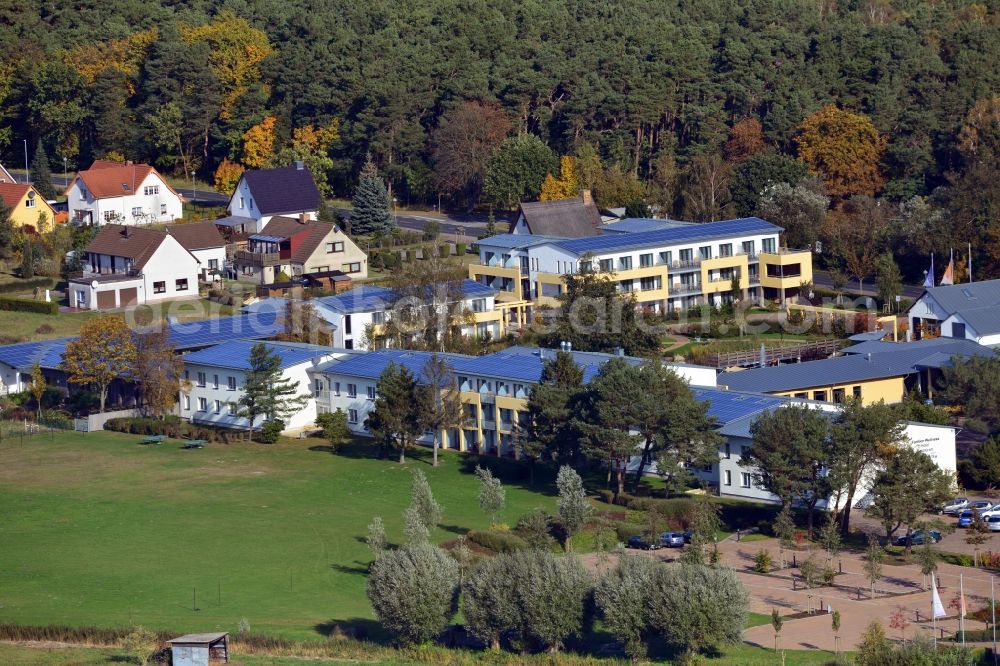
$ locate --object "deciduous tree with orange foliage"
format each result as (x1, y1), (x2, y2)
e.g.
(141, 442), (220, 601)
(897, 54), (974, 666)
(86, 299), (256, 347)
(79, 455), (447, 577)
(242, 116), (277, 169)
(61, 315), (137, 414)
(540, 156), (580, 201)
(213, 159), (244, 194)
(723, 118), (767, 164)
(796, 106), (886, 198)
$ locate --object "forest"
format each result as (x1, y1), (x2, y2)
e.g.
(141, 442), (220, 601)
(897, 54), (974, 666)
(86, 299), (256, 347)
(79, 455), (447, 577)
(2, 0), (1000, 281)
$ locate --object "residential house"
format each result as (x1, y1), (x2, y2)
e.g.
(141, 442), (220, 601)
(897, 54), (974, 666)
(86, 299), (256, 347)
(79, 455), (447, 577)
(65, 160), (183, 225)
(0, 182), (59, 231)
(0, 163), (16, 183)
(470, 216), (813, 326)
(226, 162), (322, 233)
(510, 191), (602, 237)
(244, 279), (502, 350)
(166, 221), (227, 281)
(908, 278), (1000, 345)
(310, 346), (717, 453)
(231, 215), (367, 285)
(719, 337), (995, 404)
(180, 340), (356, 433)
(68, 225), (200, 310)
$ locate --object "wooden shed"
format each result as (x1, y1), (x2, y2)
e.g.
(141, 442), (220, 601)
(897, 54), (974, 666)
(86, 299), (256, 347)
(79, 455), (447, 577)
(168, 632), (229, 665)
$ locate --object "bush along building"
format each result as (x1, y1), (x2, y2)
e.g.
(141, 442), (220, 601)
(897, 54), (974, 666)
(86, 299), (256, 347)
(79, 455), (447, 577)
(470, 214), (813, 329)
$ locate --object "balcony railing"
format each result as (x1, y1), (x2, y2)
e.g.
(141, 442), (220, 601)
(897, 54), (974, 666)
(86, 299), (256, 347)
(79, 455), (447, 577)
(234, 250), (283, 267)
(670, 283), (702, 295)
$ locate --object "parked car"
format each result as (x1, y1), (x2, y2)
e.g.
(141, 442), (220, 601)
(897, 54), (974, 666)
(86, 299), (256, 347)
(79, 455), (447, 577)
(627, 535), (660, 550)
(682, 529), (693, 543)
(957, 509), (993, 527)
(660, 532), (685, 548)
(986, 515), (1000, 532)
(894, 530), (943, 546)
(940, 498), (969, 515)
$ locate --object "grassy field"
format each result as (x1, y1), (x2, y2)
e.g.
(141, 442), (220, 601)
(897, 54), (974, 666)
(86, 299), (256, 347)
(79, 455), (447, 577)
(0, 430), (557, 641)
(0, 309), (100, 341)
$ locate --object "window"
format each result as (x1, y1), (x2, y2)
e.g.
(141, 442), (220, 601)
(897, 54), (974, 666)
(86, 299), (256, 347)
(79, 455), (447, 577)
(198, 397), (208, 411)
(762, 237), (776, 253)
(471, 298), (487, 313)
(214, 400), (222, 414)
(212, 374), (219, 389)
(724, 470), (732, 486)
(314, 379), (324, 396)
(183, 395), (190, 410)
(229, 402), (237, 414)
(724, 442), (731, 459)
(175, 278), (189, 291)
(832, 388), (846, 403)
(227, 376), (237, 390)
(742, 240), (755, 256)
(347, 383), (357, 398)
(366, 386), (376, 400)
(326, 241), (344, 253)
(794, 392), (808, 399)
(741, 472), (752, 488)
(343, 262), (362, 273)
(599, 258), (613, 272)
(344, 315), (352, 335)
(952, 322), (966, 339)
(249, 198), (254, 210)
(348, 408), (358, 424)
(699, 245), (712, 260)
(497, 381), (508, 396)
(639, 253), (653, 268)
(719, 243), (733, 257)
(679, 248), (694, 263)
(197, 372), (206, 387)
(619, 280), (633, 292)
(144, 185), (160, 195)
(80, 187), (88, 198)
(813, 390), (827, 402)
(659, 251), (672, 265)
(25, 196), (35, 208)
(853, 386), (862, 398)
(618, 256), (633, 270)
(131, 207), (143, 217)
(103, 211), (118, 222)
(208, 259), (218, 270)
(239, 196), (245, 209)
(160, 203), (167, 215)
(333, 382), (341, 396)
(153, 281), (166, 294)
(640, 276), (658, 291)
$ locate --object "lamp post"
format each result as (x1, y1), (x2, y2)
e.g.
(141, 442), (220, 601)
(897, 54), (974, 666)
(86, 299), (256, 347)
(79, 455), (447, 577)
(23, 139), (28, 183)
(191, 171), (197, 202)
(62, 156), (67, 181)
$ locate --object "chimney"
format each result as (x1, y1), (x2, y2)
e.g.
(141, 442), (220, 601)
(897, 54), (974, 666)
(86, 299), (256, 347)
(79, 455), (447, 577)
(126, 160), (133, 166)
(299, 212), (308, 224)
(580, 189), (593, 206)
(294, 160), (304, 171)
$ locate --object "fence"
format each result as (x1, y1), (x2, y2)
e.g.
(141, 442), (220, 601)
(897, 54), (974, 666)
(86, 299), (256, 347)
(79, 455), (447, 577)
(0, 419), (72, 444)
(73, 408), (142, 433)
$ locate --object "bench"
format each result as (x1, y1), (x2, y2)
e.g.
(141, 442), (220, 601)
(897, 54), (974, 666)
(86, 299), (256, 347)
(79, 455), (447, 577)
(140, 435), (166, 445)
(181, 440), (208, 449)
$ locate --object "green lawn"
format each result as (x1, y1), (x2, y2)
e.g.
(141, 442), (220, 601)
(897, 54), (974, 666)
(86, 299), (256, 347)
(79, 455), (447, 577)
(0, 430), (556, 641)
(0, 309), (100, 341)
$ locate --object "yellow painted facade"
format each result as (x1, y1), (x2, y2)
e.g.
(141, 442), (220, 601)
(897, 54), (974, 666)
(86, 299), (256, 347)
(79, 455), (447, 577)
(469, 264), (522, 302)
(2, 187), (57, 231)
(768, 375), (906, 406)
(449, 390), (530, 453)
(700, 255), (750, 294)
(760, 249), (813, 291)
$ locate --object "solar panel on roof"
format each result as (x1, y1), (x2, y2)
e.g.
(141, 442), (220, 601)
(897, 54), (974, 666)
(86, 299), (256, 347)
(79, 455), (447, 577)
(555, 217), (781, 255)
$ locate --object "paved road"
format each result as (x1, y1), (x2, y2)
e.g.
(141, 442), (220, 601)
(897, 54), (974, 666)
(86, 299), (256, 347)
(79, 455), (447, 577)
(813, 269), (924, 299)
(333, 207), (501, 237)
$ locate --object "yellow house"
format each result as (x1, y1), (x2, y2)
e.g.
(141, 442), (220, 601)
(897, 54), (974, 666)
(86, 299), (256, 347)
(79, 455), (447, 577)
(0, 182), (59, 232)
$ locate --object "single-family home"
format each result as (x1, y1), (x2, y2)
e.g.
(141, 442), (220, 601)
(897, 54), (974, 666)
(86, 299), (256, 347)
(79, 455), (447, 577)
(0, 181), (59, 231)
(68, 224), (200, 310)
(226, 162), (322, 234)
(231, 215), (367, 285)
(908, 278), (1000, 345)
(0, 163), (16, 183)
(179, 339), (357, 433)
(166, 221), (228, 282)
(510, 190), (602, 237)
(65, 160), (183, 225)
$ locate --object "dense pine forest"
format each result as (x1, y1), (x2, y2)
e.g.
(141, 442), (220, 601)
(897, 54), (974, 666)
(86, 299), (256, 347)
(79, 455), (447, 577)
(2, 0), (1000, 280)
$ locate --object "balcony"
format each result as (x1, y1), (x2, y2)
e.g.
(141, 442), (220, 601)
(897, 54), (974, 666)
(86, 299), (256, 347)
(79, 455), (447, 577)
(234, 250), (284, 267)
(670, 283), (702, 295)
(68, 268), (142, 284)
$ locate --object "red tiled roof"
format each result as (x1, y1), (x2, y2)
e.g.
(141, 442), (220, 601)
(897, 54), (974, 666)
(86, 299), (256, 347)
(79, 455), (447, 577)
(0, 181), (31, 206)
(68, 161), (181, 200)
(258, 216), (337, 263)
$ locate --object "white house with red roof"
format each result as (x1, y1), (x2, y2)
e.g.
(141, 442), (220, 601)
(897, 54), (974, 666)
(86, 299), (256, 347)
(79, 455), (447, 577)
(65, 160), (183, 226)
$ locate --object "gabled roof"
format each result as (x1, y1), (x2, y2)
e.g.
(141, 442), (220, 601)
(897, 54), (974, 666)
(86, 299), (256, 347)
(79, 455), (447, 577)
(917, 279), (1000, 317)
(516, 195), (602, 237)
(84, 225), (173, 268)
(0, 162), (15, 183)
(239, 165), (322, 216)
(182, 340), (336, 371)
(69, 160), (179, 200)
(951, 304), (1000, 337)
(554, 217), (782, 256)
(0, 181), (31, 206)
(257, 216), (337, 264)
(166, 221), (226, 251)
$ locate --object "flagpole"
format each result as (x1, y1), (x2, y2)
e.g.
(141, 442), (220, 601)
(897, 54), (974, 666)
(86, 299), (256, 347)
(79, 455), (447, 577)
(969, 243), (974, 283)
(933, 573), (938, 648)
(961, 573), (966, 645)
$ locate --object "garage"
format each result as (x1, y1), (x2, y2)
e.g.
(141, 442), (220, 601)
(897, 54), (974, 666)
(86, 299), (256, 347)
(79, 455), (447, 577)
(96, 290), (116, 310)
(118, 287), (138, 307)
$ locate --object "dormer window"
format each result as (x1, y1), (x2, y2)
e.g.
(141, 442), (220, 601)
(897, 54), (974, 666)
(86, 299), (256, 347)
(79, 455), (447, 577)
(121, 183), (130, 192)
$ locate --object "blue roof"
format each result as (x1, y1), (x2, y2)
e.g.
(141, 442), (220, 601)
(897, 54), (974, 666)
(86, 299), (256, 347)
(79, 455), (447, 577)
(554, 217), (782, 255)
(600, 218), (694, 234)
(691, 388), (788, 426)
(182, 340), (335, 371)
(314, 349), (473, 381)
(477, 233), (566, 250)
(0, 337), (73, 371)
(316, 286), (395, 313)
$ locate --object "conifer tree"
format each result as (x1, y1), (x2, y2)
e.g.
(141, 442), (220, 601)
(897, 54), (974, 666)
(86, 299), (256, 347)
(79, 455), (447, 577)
(30, 140), (57, 200)
(351, 156), (395, 235)
(238, 343), (308, 440)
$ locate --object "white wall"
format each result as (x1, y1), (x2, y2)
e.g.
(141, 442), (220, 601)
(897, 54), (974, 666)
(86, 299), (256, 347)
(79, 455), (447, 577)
(141, 236), (201, 304)
(68, 172), (181, 226)
(228, 177), (264, 231)
(189, 247), (227, 281)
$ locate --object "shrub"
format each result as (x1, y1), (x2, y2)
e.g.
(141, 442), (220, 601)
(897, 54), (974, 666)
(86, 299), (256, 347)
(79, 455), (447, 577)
(753, 549), (772, 573)
(257, 419), (284, 444)
(34, 323), (54, 334)
(0, 277), (55, 295)
(438, 243), (450, 258)
(456, 242), (466, 255)
(467, 529), (527, 553)
(615, 523), (646, 542)
(0, 297), (58, 315)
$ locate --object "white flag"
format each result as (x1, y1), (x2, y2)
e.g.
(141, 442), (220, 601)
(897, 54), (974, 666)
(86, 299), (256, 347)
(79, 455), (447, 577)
(932, 574), (947, 619)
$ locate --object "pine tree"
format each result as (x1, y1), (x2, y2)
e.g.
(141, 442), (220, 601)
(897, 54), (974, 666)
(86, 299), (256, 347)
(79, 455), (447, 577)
(351, 156), (395, 236)
(30, 140), (57, 200)
(238, 343), (308, 441)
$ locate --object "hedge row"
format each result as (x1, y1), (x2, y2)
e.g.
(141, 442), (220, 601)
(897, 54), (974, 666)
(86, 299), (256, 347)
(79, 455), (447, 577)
(467, 529), (527, 553)
(0, 277), (55, 295)
(0, 297), (58, 315)
(104, 416), (247, 444)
